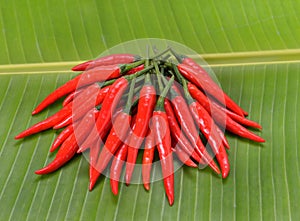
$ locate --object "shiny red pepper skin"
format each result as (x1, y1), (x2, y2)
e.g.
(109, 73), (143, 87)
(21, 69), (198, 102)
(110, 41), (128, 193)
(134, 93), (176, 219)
(35, 133), (79, 174)
(215, 143), (230, 178)
(15, 102), (72, 139)
(79, 77), (129, 152)
(71, 54), (140, 71)
(189, 101), (230, 177)
(189, 101), (224, 152)
(152, 111), (174, 206)
(169, 92), (220, 174)
(177, 63), (246, 117)
(125, 81), (156, 185)
(142, 130), (155, 191)
(110, 143), (128, 195)
(188, 83), (264, 142)
(35, 106), (100, 174)
(62, 90), (77, 107)
(164, 100), (201, 163)
(89, 139), (102, 183)
(32, 61), (144, 115)
(89, 111), (132, 190)
(50, 125), (74, 152)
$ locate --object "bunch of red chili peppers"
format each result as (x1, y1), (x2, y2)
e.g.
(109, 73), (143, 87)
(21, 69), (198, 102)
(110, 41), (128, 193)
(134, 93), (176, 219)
(16, 48), (264, 205)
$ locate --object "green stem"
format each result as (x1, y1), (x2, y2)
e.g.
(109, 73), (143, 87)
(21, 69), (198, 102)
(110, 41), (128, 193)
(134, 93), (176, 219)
(172, 64), (194, 104)
(155, 75), (174, 111)
(154, 62), (164, 92)
(121, 60), (145, 73)
(151, 47), (171, 60)
(170, 48), (186, 63)
(160, 72), (178, 100)
(123, 78), (136, 114)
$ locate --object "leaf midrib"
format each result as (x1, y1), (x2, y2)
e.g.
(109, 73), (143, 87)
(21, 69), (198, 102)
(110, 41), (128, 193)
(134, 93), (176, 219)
(1, 49), (300, 75)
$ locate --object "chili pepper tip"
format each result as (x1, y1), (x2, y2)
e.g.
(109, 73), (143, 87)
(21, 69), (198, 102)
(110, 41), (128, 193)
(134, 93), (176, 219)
(89, 178), (97, 191)
(222, 168), (230, 179)
(71, 60), (92, 71)
(15, 132), (27, 139)
(112, 188), (118, 195)
(167, 194), (174, 206)
(143, 183), (150, 191)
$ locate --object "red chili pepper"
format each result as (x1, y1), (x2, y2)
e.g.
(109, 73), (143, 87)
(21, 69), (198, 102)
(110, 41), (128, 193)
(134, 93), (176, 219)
(50, 125), (74, 152)
(53, 114), (73, 130)
(142, 130), (155, 191)
(189, 101), (224, 152)
(189, 101), (230, 177)
(77, 66), (153, 152)
(89, 139), (102, 182)
(177, 63), (246, 117)
(32, 61), (144, 115)
(110, 143), (128, 195)
(125, 74), (156, 185)
(168, 87), (220, 174)
(153, 110), (174, 206)
(71, 54), (141, 71)
(172, 65), (231, 177)
(125, 64), (144, 75)
(37, 104), (102, 174)
(152, 76), (175, 206)
(215, 143), (230, 178)
(164, 100), (201, 163)
(62, 90), (76, 107)
(108, 114), (137, 193)
(78, 78), (129, 152)
(35, 133), (79, 174)
(187, 83), (264, 142)
(15, 102), (73, 139)
(220, 105), (262, 129)
(89, 79), (136, 190)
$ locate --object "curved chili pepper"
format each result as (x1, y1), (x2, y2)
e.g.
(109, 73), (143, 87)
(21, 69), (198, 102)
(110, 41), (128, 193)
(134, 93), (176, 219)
(177, 63), (246, 117)
(32, 60), (144, 115)
(35, 132), (79, 174)
(189, 101), (224, 152)
(125, 74), (156, 185)
(110, 143), (128, 195)
(153, 111), (174, 206)
(50, 125), (74, 152)
(187, 83), (264, 142)
(89, 79), (136, 190)
(125, 64), (144, 75)
(220, 105), (262, 129)
(62, 90), (76, 107)
(108, 114), (138, 193)
(189, 101), (230, 177)
(89, 139), (102, 182)
(15, 102), (73, 139)
(164, 100), (201, 163)
(71, 54), (141, 71)
(215, 143), (230, 178)
(168, 88), (220, 174)
(77, 66), (153, 152)
(152, 76), (175, 206)
(142, 130), (155, 191)
(170, 49), (247, 116)
(53, 114), (73, 130)
(38, 107), (100, 174)
(54, 87), (107, 130)
(78, 78), (129, 152)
